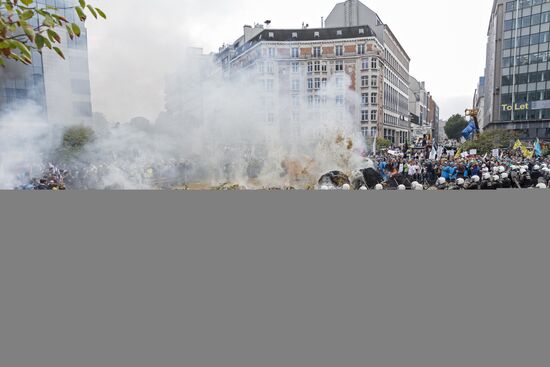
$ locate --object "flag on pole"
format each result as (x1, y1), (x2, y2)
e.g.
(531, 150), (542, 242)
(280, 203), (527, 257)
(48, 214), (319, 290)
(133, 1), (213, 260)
(534, 138), (542, 157)
(429, 144), (437, 160)
(462, 120), (477, 140)
(454, 148), (462, 159)
(513, 140), (523, 150)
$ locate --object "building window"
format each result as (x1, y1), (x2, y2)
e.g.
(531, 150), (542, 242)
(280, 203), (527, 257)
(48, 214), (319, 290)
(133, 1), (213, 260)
(314, 78), (321, 89)
(362, 58), (369, 70)
(371, 92), (378, 105)
(335, 60), (344, 72)
(258, 62), (264, 73)
(362, 127), (369, 137)
(336, 30), (342, 36)
(266, 79), (274, 91)
(362, 93), (368, 105)
(268, 48), (275, 58)
(291, 47), (299, 58)
(335, 45), (343, 56)
(292, 79), (300, 91)
(73, 101), (92, 117)
(321, 62), (327, 72)
(361, 75), (369, 87)
(336, 76), (344, 87)
(313, 47), (321, 57)
(361, 110), (369, 121)
(267, 113), (275, 123)
(336, 95), (345, 105)
(292, 32), (298, 39)
(314, 61), (321, 72)
(307, 62), (313, 73)
(359, 28), (365, 35)
(307, 78), (314, 90)
(267, 63), (274, 74)
(291, 62), (300, 73)
(314, 31), (320, 38)
(321, 78), (327, 88)
(357, 44), (365, 55)
(371, 110), (377, 122)
(371, 77), (377, 88)
(371, 58), (378, 69)
(371, 127), (377, 137)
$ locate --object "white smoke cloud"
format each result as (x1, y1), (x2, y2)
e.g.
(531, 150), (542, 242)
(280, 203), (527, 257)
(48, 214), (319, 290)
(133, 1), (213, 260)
(56, 52), (368, 189)
(0, 104), (63, 189)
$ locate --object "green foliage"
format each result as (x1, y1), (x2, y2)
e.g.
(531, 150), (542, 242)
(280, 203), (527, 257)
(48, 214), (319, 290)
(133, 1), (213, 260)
(376, 137), (392, 151)
(444, 114), (469, 141)
(0, 0), (106, 66)
(62, 125), (95, 152)
(461, 130), (519, 155)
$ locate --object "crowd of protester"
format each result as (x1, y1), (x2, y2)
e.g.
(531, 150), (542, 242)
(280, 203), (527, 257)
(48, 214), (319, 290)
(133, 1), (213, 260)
(319, 149), (550, 191)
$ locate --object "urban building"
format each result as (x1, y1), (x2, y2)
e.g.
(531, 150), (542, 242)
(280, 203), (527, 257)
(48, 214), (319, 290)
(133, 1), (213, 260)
(438, 119), (448, 143)
(427, 93), (440, 143)
(0, 0), (93, 124)
(217, 24), (388, 146)
(483, 0), (550, 139)
(408, 76), (431, 142)
(473, 76), (486, 128)
(164, 47), (214, 129)
(326, 0), (412, 144)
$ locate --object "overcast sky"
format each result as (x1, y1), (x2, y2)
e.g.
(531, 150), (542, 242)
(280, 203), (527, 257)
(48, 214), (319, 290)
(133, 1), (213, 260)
(87, 0), (494, 122)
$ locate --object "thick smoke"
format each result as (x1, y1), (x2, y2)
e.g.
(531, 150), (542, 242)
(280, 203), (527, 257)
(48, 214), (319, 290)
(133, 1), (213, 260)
(71, 51), (367, 189)
(0, 104), (62, 189)
(1, 50), (367, 190)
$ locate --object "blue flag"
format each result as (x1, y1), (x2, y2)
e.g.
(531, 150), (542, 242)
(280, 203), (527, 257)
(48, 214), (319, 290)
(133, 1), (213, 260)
(462, 120), (477, 140)
(534, 138), (542, 157)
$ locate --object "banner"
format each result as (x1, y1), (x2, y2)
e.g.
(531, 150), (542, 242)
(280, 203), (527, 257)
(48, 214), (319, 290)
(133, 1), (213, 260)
(437, 146), (444, 159)
(521, 146), (534, 158)
(462, 120), (477, 140)
(492, 149), (500, 158)
(469, 149), (477, 156)
(534, 138), (542, 157)
(513, 140), (523, 150)
(429, 146), (437, 160)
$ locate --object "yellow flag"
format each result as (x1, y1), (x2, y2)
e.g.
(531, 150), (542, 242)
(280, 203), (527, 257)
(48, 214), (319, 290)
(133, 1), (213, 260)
(454, 149), (462, 159)
(522, 146), (533, 158)
(513, 140), (523, 150)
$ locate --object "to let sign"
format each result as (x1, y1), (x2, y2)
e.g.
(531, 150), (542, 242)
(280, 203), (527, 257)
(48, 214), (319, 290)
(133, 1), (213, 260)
(501, 103), (529, 111)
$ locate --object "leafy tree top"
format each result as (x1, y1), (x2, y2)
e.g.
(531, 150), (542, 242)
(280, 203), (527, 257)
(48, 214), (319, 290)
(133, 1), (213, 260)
(444, 114), (469, 141)
(0, 0), (105, 66)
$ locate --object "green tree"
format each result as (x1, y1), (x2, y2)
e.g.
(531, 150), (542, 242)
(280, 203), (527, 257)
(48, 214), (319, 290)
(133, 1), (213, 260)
(461, 130), (518, 155)
(0, 0), (105, 66)
(444, 114), (469, 141)
(376, 137), (391, 151)
(62, 125), (95, 152)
